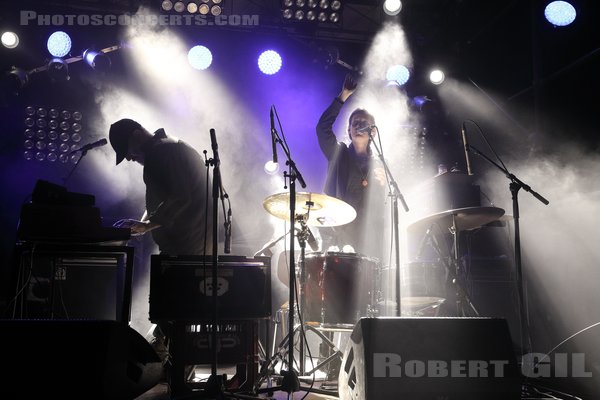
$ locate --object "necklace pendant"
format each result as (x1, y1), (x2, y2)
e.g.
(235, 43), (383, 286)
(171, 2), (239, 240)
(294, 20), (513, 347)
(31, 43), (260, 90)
(361, 179), (368, 187)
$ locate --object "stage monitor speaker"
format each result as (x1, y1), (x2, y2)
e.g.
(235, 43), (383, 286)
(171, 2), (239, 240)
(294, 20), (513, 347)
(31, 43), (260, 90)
(0, 319), (161, 399)
(339, 317), (521, 400)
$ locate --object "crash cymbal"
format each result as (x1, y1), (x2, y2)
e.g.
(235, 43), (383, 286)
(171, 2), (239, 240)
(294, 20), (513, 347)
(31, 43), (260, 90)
(407, 206), (505, 233)
(263, 191), (356, 227)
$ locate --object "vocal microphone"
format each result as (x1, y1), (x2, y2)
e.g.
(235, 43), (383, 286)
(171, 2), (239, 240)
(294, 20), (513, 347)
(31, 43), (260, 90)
(270, 107), (278, 165)
(461, 123), (473, 175)
(71, 138), (107, 154)
(357, 124), (376, 133)
(264, 107), (279, 174)
(224, 208), (232, 254)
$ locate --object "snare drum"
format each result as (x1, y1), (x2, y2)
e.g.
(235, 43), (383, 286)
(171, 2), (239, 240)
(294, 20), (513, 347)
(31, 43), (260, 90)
(302, 252), (379, 327)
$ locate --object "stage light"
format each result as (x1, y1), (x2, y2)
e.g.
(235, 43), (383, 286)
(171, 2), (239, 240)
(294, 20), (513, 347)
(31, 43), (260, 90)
(23, 106), (84, 163)
(83, 49), (111, 71)
(281, 0), (342, 23)
(1, 31), (19, 49)
(47, 31), (72, 57)
(47, 58), (69, 82)
(161, 1), (174, 11)
(429, 69), (445, 85)
(188, 45), (213, 70)
(258, 50), (282, 75)
(264, 160), (280, 175)
(173, 1), (185, 12)
(383, 0), (402, 16)
(4, 67), (29, 94)
(187, 2), (198, 13)
(386, 64), (410, 86)
(544, 1), (576, 26)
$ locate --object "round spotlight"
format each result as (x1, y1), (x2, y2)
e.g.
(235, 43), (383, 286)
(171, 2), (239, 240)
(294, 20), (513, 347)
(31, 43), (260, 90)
(544, 1), (576, 26)
(188, 45), (213, 70)
(295, 10), (305, 20)
(429, 69), (445, 85)
(211, 5), (222, 16)
(331, 0), (341, 11)
(47, 58), (70, 81)
(161, 0), (174, 11)
(174, 1), (185, 12)
(47, 31), (72, 57)
(306, 10), (316, 20)
(187, 2), (198, 13)
(83, 49), (111, 71)
(284, 0), (293, 6)
(1, 31), (19, 49)
(264, 160), (280, 175)
(319, 0), (330, 9)
(318, 12), (327, 22)
(199, 3), (210, 14)
(329, 12), (340, 23)
(258, 50), (283, 75)
(383, 0), (402, 16)
(296, 0), (306, 7)
(386, 64), (410, 86)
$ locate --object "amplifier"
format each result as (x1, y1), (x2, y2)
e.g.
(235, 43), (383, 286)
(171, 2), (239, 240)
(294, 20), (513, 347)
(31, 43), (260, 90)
(149, 255), (271, 321)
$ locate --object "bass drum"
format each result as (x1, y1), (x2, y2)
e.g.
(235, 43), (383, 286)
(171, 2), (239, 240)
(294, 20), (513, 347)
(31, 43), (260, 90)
(302, 252), (379, 328)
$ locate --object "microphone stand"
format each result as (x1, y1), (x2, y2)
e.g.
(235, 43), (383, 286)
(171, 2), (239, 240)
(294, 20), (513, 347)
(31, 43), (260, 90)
(205, 128), (226, 398)
(368, 129), (409, 317)
(62, 149), (88, 186)
(468, 144), (549, 356)
(268, 112), (307, 395)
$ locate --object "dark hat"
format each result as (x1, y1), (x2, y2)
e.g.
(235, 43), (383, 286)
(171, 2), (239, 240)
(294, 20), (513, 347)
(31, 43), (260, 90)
(109, 118), (141, 165)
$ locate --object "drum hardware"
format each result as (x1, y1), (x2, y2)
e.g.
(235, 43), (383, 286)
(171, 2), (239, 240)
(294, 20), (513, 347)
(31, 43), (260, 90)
(408, 207), (507, 317)
(256, 191), (357, 396)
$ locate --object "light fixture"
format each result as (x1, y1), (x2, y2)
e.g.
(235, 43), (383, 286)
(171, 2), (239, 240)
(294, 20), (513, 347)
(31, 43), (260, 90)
(161, 0), (174, 11)
(47, 58), (70, 82)
(258, 50), (282, 75)
(23, 106), (83, 163)
(164, 0), (223, 15)
(83, 49), (111, 71)
(1, 31), (19, 49)
(429, 69), (445, 85)
(187, 1), (198, 13)
(4, 67), (29, 95)
(386, 64), (410, 86)
(264, 160), (279, 175)
(173, 1), (185, 12)
(47, 31), (72, 57)
(188, 45), (213, 70)
(544, 1), (576, 26)
(383, 0), (402, 16)
(281, 0), (343, 23)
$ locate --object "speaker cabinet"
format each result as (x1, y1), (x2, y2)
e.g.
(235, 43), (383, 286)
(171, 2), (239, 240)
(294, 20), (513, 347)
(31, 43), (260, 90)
(0, 319), (161, 399)
(339, 317), (520, 400)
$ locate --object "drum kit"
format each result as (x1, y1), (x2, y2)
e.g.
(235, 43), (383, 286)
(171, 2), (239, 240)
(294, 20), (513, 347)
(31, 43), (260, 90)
(260, 190), (506, 383)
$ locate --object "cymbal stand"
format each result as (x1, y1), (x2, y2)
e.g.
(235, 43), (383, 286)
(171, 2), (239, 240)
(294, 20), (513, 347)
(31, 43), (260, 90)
(468, 143), (549, 356)
(449, 215), (480, 317)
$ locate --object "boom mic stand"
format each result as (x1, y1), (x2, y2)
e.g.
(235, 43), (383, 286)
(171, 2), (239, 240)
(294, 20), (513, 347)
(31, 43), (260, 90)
(204, 128), (226, 398)
(368, 129), (409, 316)
(467, 143), (549, 356)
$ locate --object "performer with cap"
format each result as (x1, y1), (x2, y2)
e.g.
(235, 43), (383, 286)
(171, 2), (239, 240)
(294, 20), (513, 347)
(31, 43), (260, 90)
(108, 118), (211, 256)
(108, 118), (212, 375)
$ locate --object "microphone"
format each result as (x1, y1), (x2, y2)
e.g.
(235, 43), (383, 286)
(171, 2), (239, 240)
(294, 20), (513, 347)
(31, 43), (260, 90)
(264, 107), (279, 174)
(72, 138), (107, 154)
(224, 208), (232, 254)
(210, 128), (219, 164)
(357, 124), (376, 133)
(461, 123), (473, 175)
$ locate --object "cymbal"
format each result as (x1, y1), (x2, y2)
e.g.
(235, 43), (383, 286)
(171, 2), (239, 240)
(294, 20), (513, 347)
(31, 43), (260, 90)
(407, 206), (505, 233)
(263, 192), (356, 227)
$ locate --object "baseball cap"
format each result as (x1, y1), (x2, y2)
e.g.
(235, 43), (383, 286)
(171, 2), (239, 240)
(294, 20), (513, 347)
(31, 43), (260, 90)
(109, 118), (141, 165)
